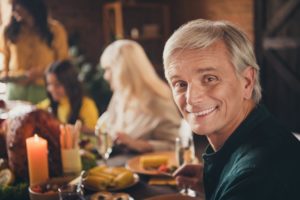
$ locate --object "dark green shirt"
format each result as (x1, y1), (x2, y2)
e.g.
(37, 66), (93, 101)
(202, 105), (300, 200)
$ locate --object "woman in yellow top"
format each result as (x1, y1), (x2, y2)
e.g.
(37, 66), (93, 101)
(0, 0), (68, 103)
(37, 60), (99, 135)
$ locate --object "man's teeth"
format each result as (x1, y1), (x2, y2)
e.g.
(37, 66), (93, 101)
(194, 107), (216, 116)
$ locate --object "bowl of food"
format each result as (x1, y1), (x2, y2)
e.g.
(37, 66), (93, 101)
(28, 177), (74, 200)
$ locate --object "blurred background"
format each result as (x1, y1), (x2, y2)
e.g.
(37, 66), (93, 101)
(0, 0), (299, 132)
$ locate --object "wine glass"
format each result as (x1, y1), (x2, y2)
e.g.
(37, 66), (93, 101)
(175, 136), (197, 197)
(95, 113), (113, 165)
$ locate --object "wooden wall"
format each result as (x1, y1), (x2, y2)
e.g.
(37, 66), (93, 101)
(45, 0), (104, 65)
(43, 0), (254, 65)
(169, 0), (254, 41)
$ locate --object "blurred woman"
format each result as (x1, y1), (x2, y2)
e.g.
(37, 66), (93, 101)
(99, 40), (181, 153)
(37, 60), (99, 135)
(0, 0), (68, 103)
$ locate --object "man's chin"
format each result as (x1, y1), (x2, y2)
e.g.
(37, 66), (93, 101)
(190, 123), (213, 136)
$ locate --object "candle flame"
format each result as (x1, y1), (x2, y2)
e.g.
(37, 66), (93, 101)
(34, 134), (39, 141)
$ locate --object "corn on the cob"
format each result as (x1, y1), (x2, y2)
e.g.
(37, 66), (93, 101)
(113, 171), (134, 188)
(140, 155), (168, 169)
(84, 175), (109, 190)
(85, 166), (135, 190)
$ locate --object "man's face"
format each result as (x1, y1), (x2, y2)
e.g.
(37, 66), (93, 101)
(166, 41), (254, 137)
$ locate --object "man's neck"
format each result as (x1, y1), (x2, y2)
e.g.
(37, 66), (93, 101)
(207, 100), (256, 152)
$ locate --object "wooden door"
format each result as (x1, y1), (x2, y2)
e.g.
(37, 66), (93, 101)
(255, 0), (300, 132)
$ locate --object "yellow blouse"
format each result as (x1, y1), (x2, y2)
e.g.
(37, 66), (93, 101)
(37, 96), (99, 130)
(0, 19), (68, 85)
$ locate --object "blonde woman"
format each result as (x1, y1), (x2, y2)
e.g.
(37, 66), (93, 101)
(99, 39), (181, 153)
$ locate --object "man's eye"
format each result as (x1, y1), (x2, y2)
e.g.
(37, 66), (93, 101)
(174, 81), (187, 90)
(204, 75), (218, 83)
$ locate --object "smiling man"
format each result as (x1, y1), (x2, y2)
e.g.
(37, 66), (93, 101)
(163, 19), (300, 200)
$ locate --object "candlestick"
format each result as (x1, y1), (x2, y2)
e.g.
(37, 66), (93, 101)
(26, 134), (49, 186)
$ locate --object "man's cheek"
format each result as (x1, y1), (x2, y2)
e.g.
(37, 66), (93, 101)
(174, 97), (184, 112)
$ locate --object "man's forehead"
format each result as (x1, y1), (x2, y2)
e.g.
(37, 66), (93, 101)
(165, 49), (194, 70)
(165, 49), (211, 75)
(165, 62), (179, 80)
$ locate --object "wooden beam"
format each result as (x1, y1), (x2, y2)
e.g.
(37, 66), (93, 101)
(265, 0), (300, 36)
(263, 37), (300, 49)
(264, 50), (300, 93)
(254, 0), (266, 65)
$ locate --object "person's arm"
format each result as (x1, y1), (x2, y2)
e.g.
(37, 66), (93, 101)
(49, 20), (69, 60)
(114, 117), (179, 152)
(114, 132), (153, 153)
(0, 28), (10, 77)
(147, 118), (180, 151)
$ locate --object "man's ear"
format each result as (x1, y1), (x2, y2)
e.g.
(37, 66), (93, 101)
(241, 66), (255, 99)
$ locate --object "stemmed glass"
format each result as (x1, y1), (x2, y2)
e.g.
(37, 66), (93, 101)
(175, 136), (197, 197)
(95, 113), (113, 165)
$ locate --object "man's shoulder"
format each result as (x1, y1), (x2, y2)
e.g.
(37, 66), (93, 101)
(225, 131), (300, 180)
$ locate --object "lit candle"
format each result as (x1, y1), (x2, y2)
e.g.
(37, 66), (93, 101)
(26, 134), (49, 186)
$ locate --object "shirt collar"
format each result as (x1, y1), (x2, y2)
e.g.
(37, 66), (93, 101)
(202, 104), (270, 163)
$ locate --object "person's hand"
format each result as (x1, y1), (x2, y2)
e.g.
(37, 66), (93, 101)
(114, 132), (133, 147)
(173, 163), (205, 194)
(0, 71), (8, 80)
(25, 68), (43, 82)
(114, 132), (153, 153)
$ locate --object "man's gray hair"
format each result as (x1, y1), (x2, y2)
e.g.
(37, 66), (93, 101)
(163, 19), (262, 103)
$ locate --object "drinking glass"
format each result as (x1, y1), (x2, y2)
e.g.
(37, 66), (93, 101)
(95, 113), (113, 165)
(175, 136), (197, 197)
(58, 184), (85, 200)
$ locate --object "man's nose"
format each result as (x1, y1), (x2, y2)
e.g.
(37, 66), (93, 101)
(186, 83), (205, 106)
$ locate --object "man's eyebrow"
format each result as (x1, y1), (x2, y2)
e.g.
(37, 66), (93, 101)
(168, 74), (180, 81)
(168, 66), (217, 77)
(195, 67), (217, 73)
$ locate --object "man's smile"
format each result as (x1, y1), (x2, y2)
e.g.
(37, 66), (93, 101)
(186, 106), (218, 117)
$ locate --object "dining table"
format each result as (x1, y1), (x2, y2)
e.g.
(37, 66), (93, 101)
(85, 175), (179, 200)
(84, 152), (205, 200)
(0, 100), (207, 200)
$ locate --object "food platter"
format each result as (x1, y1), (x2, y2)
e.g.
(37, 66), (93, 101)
(126, 151), (177, 176)
(84, 173), (139, 192)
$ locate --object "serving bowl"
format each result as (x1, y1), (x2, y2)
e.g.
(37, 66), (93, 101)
(28, 176), (74, 200)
